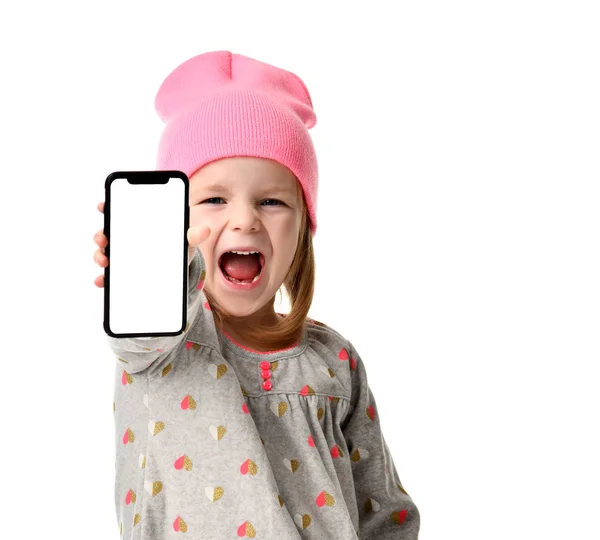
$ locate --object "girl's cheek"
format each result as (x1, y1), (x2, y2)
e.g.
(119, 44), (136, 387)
(192, 207), (218, 227)
(189, 206), (204, 225)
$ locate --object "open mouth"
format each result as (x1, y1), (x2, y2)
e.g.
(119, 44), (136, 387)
(218, 251), (265, 285)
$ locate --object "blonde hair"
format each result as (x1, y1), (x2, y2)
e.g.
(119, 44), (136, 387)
(203, 180), (315, 351)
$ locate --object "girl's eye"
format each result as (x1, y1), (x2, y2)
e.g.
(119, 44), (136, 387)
(200, 198), (283, 206)
(202, 197), (224, 204)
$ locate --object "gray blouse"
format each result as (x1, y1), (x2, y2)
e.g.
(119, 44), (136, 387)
(106, 248), (419, 539)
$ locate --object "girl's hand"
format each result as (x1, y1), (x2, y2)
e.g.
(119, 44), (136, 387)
(187, 224), (211, 265)
(93, 202), (108, 288)
(93, 202), (211, 288)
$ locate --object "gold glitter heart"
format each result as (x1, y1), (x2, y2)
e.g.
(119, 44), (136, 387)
(208, 363), (228, 378)
(397, 482), (408, 495)
(139, 454), (146, 469)
(133, 514), (141, 526)
(184, 456), (193, 471)
(145, 481), (163, 496)
(127, 429), (135, 443)
(330, 396), (340, 404)
(161, 364), (172, 377)
(351, 449), (361, 461)
(150, 421), (165, 436)
(125, 372), (133, 384)
(246, 522), (256, 537)
(289, 459), (300, 473)
(185, 322), (190, 332)
(240, 385), (248, 396)
(324, 492), (335, 506)
(177, 517), (188, 532)
(210, 425), (227, 441)
(295, 513), (311, 529)
(271, 361), (279, 371)
(278, 402), (288, 416)
(117, 356), (128, 364)
(248, 460), (258, 475)
(186, 395), (197, 410)
(205, 486), (224, 502)
(317, 408), (324, 421)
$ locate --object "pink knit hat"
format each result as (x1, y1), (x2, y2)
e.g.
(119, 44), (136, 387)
(154, 50), (319, 235)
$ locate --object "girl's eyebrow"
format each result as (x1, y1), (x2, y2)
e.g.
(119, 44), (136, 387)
(202, 183), (294, 195)
(203, 183), (231, 192)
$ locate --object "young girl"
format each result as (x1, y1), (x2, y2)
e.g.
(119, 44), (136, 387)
(93, 50), (420, 539)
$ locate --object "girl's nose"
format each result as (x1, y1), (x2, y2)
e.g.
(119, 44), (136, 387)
(229, 204), (260, 232)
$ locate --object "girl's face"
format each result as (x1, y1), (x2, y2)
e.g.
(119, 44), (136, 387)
(189, 156), (302, 318)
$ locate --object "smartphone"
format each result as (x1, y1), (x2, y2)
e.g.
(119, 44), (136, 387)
(103, 170), (189, 338)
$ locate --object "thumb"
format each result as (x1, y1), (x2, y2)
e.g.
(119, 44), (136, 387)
(187, 225), (211, 248)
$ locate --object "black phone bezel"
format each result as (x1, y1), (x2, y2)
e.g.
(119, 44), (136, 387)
(103, 170), (190, 338)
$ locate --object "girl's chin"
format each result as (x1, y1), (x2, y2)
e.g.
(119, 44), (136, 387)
(203, 279), (269, 314)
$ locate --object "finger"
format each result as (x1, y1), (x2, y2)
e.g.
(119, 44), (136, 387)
(94, 230), (107, 248)
(187, 226), (210, 247)
(94, 249), (109, 267)
(94, 274), (105, 288)
(98, 202), (104, 213)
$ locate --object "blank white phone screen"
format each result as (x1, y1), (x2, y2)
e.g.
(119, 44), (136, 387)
(108, 177), (186, 335)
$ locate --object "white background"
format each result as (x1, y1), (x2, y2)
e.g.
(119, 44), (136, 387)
(1, 1), (598, 538)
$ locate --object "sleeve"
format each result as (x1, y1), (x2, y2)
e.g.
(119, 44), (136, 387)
(104, 247), (207, 374)
(341, 341), (420, 539)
